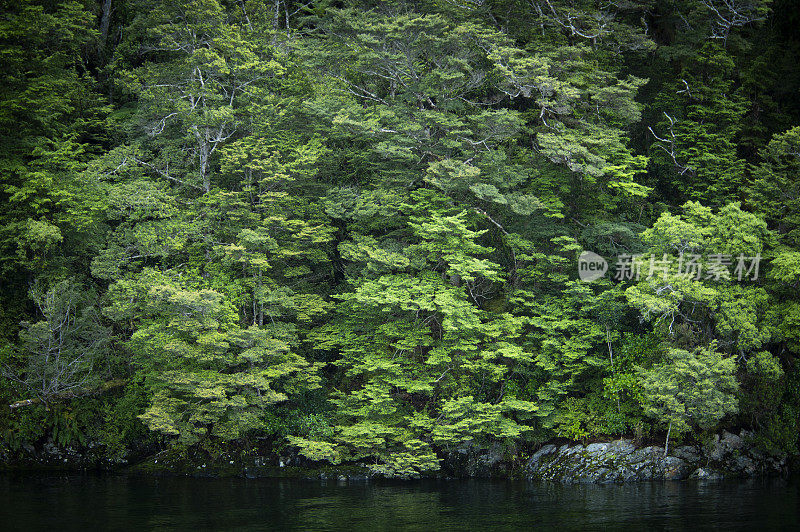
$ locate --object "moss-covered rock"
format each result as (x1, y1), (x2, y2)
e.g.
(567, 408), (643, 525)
(526, 432), (787, 482)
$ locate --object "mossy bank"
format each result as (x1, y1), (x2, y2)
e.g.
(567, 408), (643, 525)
(2, 430), (790, 483)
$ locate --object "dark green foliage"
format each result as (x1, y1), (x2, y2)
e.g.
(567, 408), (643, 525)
(2, 0), (800, 475)
(3, 279), (111, 407)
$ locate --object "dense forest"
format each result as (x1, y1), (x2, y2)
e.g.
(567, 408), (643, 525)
(1, 0), (800, 478)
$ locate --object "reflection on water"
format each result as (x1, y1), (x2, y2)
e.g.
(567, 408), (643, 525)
(0, 474), (798, 530)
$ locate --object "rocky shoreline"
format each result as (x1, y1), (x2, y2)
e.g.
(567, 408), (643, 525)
(1, 430), (789, 482)
(525, 431), (786, 483)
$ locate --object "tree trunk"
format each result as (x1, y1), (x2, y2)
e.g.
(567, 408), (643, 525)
(9, 379), (127, 409)
(258, 269), (264, 326)
(200, 135), (210, 193)
(98, 0), (113, 58)
(664, 420), (672, 457)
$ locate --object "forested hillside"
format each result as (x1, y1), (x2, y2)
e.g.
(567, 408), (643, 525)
(2, 0), (800, 478)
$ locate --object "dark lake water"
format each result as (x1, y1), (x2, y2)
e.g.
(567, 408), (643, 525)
(1, 474), (798, 530)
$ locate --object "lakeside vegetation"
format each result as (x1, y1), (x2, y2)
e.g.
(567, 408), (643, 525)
(2, 0), (800, 478)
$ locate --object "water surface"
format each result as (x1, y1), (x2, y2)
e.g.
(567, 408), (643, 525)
(1, 474), (797, 530)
